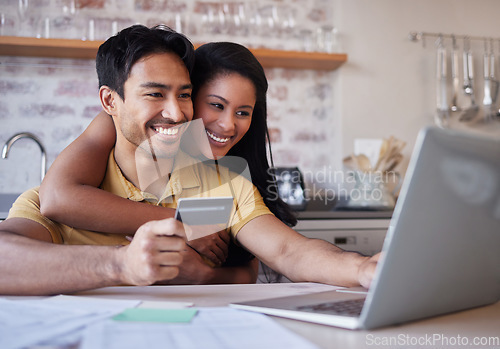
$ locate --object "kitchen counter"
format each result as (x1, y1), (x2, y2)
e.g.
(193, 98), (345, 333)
(292, 197), (393, 220)
(296, 209), (393, 220)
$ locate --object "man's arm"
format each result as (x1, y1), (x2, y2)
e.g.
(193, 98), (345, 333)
(236, 215), (378, 288)
(0, 217), (187, 295)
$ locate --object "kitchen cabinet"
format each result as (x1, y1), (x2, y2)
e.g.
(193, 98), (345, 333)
(0, 36), (347, 71)
(294, 217), (391, 256)
(257, 215), (389, 283)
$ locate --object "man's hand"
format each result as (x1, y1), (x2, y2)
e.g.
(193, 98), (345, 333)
(118, 218), (187, 286)
(187, 230), (230, 266)
(357, 253), (381, 288)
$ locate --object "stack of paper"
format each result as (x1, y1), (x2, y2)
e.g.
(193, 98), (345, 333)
(80, 307), (319, 349)
(1, 295), (320, 349)
(0, 295), (140, 349)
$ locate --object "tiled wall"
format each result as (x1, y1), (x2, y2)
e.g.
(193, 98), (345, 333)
(0, 0), (339, 194)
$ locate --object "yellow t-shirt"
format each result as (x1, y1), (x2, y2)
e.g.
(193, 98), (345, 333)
(7, 150), (272, 245)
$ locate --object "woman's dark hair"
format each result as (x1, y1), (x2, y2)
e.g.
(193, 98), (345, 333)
(192, 42), (296, 227)
(96, 24), (195, 100)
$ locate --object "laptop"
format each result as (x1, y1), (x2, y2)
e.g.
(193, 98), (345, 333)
(230, 127), (500, 330)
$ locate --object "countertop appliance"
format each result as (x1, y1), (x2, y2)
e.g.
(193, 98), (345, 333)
(273, 167), (307, 210)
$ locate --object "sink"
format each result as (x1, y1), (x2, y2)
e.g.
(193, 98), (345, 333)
(0, 193), (20, 220)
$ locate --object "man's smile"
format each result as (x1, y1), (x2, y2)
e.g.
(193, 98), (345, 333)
(153, 126), (179, 136)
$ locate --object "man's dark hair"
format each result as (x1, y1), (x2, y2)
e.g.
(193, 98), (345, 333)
(96, 24), (195, 100)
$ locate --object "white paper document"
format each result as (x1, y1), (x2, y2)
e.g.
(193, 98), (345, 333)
(80, 307), (320, 349)
(0, 295), (140, 349)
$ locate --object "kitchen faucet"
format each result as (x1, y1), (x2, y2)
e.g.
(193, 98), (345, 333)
(2, 132), (47, 182)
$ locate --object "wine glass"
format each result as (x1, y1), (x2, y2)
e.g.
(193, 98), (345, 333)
(55, 0), (80, 39)
(17, 0), (30, 36)
(277, 5), (296, 38)
(223, 2), (249, 38)
(1, 12), (16, 36)
(201, 3), (223, 35)
(61, 0), (78, 17)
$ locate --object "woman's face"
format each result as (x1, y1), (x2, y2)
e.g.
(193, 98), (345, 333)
(193, 73), (256, 159)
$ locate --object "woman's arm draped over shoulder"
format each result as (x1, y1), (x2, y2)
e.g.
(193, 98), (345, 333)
(38, 112), (258, 279)
(39, 112), (174, 235)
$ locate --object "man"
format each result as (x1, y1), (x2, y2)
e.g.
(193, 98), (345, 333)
(0, 25), (202, 295)
(0, 25), (378, 296)
(0, 25), (271, 296)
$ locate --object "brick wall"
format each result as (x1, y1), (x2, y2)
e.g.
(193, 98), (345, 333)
(0, 0), (339, 194)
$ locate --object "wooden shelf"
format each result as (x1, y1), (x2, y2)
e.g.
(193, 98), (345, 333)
(0, 36), (101, 60)
(0, 36), (347, 71)
(248, 47), (347, 70)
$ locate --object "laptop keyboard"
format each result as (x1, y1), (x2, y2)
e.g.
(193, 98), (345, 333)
(296, 298), (365, 317)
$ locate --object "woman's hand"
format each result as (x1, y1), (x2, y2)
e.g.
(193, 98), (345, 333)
(187, 230), (231, 266)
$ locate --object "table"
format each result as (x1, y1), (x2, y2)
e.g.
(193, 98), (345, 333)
(74, 283), (500, 349)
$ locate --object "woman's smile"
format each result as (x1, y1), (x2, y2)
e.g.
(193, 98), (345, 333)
(205, 129), (231, 144)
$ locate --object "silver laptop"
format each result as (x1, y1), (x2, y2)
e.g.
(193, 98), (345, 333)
(230, 127), (500, 330)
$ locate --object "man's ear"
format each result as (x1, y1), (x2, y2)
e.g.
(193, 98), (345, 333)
(99, 86), (118, 115)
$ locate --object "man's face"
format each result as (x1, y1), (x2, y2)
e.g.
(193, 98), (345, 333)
(112, 52), (194, 159)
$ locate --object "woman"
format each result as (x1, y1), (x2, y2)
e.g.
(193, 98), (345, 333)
(40, 42), (295, 283)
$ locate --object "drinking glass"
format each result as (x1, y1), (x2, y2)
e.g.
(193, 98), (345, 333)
(35, 16), (51, 39)
(200, 2), (225, 35)
(220, 2), (247, 37)
(316, 25), (338, 53)
(0, 12), (16, 36)
(52, 0), (81, 39)
(256, 4), (277, 37)
(299, 29), (315, 52)
(277, 5), (296, 38)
